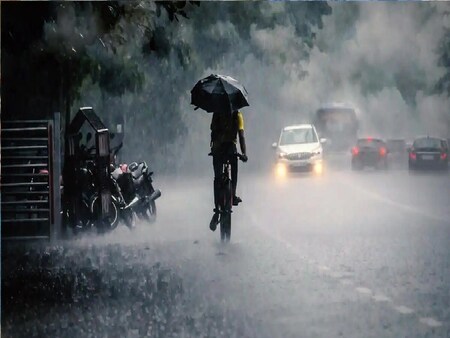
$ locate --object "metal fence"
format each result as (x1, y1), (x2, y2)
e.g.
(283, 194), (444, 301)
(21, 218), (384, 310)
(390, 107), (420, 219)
(1, 113), (62, 241)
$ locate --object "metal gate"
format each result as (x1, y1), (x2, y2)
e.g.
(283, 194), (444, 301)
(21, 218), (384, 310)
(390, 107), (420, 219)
(1, 113), (62, 241)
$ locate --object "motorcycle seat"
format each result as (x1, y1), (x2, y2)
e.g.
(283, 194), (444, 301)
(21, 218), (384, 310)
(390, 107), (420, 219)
(130, 162), (146, 179)
(111, 167), (123, 180)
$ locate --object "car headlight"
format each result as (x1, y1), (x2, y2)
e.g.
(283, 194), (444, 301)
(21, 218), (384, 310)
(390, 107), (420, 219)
(275, 162), (288, 178)
(278, 152), (288, 159)
(313, 161), (323, 175)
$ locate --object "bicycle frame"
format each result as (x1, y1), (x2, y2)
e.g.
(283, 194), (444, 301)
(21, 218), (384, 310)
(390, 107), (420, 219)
(210, 151), (243, 242)
(219, 159), (233, 212)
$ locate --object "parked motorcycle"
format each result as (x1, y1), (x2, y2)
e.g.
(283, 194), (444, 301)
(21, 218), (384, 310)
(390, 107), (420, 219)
(127, 161), (161, 223)
(72, 160), (120, 234)
(111, 164), (140, 230)
(65, 140), (123, 234)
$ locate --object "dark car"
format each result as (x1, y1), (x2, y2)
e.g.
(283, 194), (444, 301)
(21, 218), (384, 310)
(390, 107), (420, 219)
(408, 136), (448, 171)
(351, 138), (388, 170)
(386, 138), (408, 169)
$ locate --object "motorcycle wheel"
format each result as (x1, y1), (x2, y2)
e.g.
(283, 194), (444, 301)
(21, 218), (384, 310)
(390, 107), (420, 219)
(122, 209), (136, 230)
(92, 196), (119, 234)
(139, 200), (157, 223)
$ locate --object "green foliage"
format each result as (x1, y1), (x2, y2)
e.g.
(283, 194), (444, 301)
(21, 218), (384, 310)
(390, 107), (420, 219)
(2, 1), (197, 119)
(436, 28), (450, 95)
(3, 0), (333, 173)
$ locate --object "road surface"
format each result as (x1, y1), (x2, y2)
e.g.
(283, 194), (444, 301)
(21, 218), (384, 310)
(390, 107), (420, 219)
(3, 163), (450, 338)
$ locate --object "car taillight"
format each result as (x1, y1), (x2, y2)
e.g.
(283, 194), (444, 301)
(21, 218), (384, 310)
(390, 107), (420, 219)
(409, 152), (417, 160)
(441, 152), (448, 160)
(379, 147), (387, 156)
(351, 146), (359, 156)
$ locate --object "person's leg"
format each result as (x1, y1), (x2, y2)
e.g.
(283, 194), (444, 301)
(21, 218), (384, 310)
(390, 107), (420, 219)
(210, 154), (222, 231)
(231, 154), (238, 197)
(230, 152), (242, 205)
(213, 154), (222, 210)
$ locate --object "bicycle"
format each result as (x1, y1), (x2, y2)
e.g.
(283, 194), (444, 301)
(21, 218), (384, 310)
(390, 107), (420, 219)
(212, 152), (245, 242)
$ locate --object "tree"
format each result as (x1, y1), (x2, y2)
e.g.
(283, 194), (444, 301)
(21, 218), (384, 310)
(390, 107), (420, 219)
(436, 28), (450, 96)
(2, 1), (333, 173)
(1, 1), (198, 126)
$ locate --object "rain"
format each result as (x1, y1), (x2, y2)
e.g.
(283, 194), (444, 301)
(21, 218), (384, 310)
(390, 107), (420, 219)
(2, 2), (450, 338)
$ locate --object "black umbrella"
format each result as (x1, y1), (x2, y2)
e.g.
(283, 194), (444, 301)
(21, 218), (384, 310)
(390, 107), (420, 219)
(190, 74), (249, 113)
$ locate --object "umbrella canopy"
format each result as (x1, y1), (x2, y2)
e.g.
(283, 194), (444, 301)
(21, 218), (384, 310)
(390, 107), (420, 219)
(191, 74), (249, 113)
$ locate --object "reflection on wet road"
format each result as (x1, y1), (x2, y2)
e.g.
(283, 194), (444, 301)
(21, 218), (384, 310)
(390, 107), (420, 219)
(3, 165), (450, 337)
(153, 166), (450, 337)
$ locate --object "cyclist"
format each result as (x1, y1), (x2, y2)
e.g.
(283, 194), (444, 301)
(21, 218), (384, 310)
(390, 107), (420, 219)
(209, 109), (248, 231)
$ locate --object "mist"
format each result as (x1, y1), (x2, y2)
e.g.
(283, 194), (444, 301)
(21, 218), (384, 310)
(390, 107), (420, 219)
(4, 3), (450, 337)
(299, 2), (450, 139)
(70, 2), (450, 176)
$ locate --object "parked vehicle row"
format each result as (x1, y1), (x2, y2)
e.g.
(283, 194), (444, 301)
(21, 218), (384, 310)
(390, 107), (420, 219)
(63, 108), (161, 236)
(64, 147), (161, 235)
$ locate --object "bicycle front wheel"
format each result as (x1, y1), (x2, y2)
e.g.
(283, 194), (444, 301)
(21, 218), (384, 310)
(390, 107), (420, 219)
(220, 212), (231, 242)
(220, 179), (232, 242)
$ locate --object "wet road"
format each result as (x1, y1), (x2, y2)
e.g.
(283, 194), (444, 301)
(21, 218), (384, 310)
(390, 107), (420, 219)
(3, 163), (450, 337)
(149, 163), (450, 337)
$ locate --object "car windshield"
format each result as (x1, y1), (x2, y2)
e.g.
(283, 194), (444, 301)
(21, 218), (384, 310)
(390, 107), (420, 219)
(357, 139), (384, 148)
(280, 128), (318, 145)
(413, 138), (441, 149)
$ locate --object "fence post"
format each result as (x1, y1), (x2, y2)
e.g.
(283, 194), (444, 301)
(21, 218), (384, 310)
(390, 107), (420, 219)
(50, 112), (62, 241)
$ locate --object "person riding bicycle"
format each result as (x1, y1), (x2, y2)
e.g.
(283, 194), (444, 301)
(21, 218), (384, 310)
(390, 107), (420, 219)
(209, 108), (248, 231)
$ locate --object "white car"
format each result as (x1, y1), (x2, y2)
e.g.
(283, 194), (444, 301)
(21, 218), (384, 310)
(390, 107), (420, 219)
(272, 124), (326, 176)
